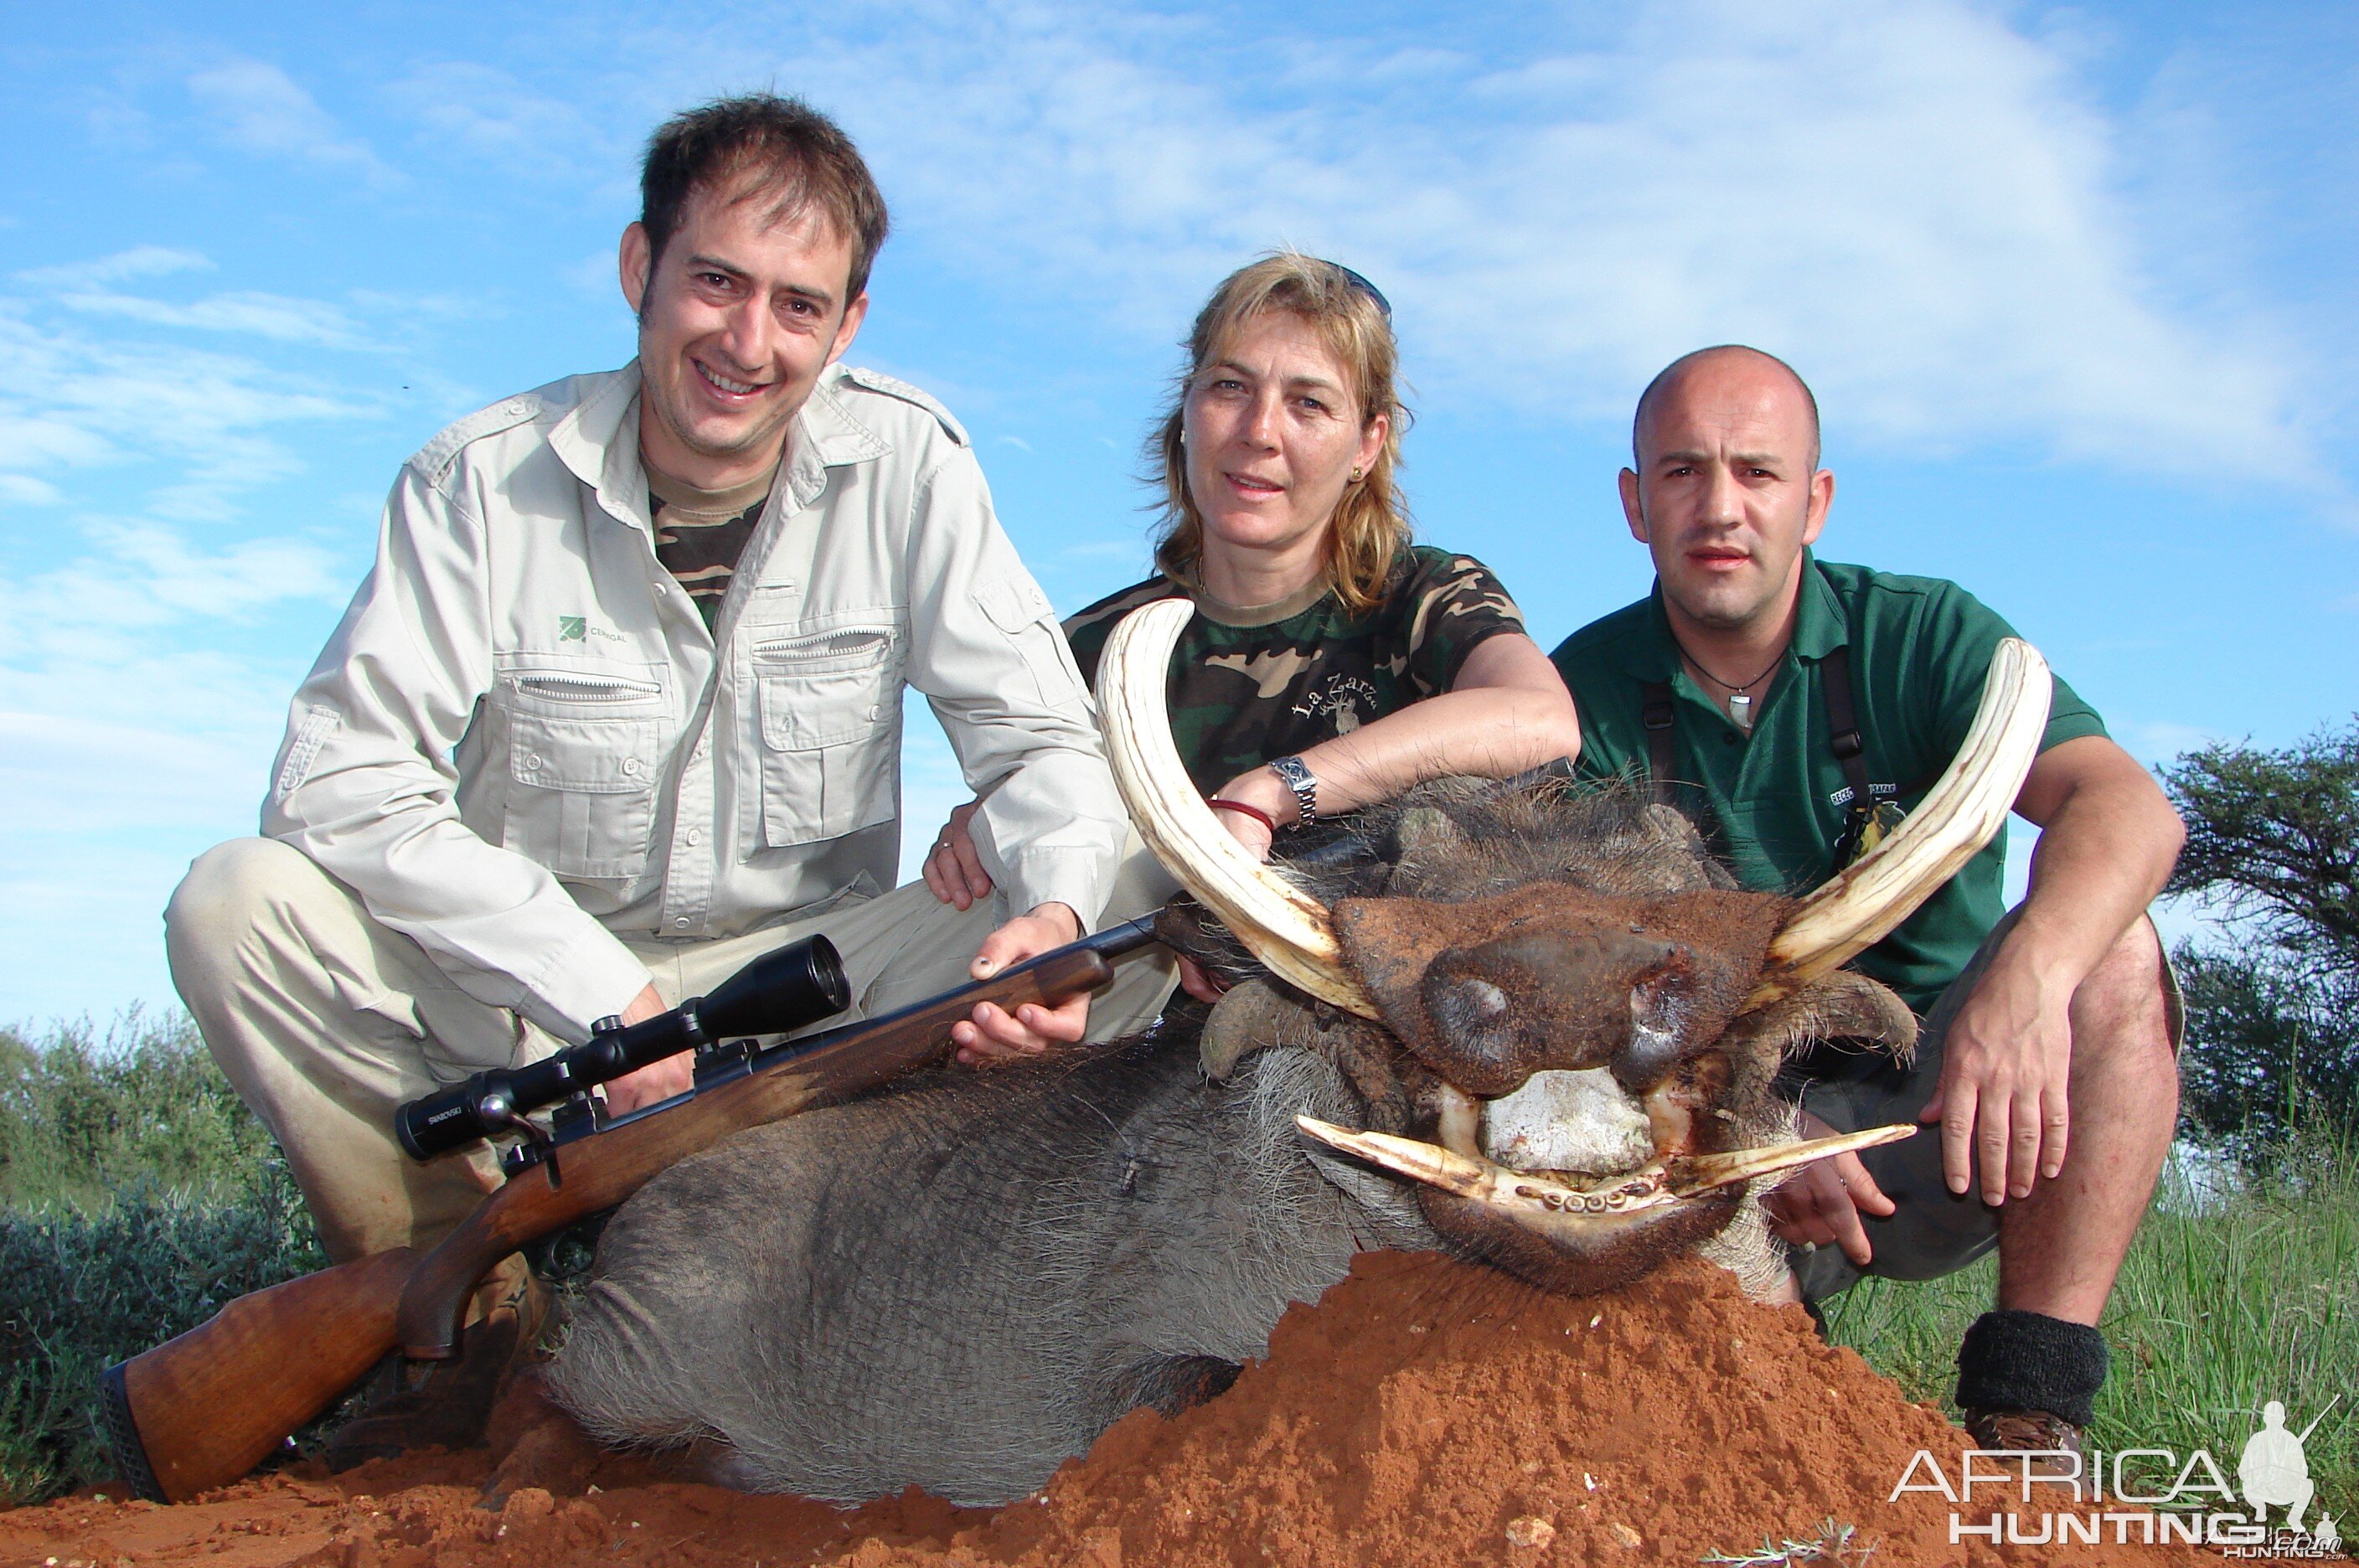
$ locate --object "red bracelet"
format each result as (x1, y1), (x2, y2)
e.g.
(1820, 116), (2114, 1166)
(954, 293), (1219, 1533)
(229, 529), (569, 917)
(1207, 797), (1280, 835)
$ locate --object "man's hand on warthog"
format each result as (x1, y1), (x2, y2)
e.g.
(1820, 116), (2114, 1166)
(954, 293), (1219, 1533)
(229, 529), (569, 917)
(597, 982), (685, 1115)
(952, 902), (1089, 1065)
(1918, 950), (2074, 1206)
(1761, 1110), (1895, 1267)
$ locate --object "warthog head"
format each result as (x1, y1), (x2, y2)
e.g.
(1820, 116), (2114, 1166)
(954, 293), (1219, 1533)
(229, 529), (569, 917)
(1101, 600), (2052, 1297)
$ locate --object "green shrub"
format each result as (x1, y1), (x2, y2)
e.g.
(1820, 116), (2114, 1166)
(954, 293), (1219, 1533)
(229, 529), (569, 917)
(2169, 944), (2359, 1163)
(0, 1010), (281, 1210)
(0, 1165), (329, 1504)
(0, 1014), (327, 1506)
(2160, 720), (2359, 1159)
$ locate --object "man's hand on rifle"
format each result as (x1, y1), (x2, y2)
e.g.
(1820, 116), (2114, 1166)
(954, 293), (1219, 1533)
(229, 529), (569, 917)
(953, 902), (1087, 1065)
(598, 983), (683, 1114)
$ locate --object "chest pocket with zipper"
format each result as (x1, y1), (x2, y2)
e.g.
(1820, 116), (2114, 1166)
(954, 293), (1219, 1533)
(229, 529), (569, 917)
(751, 623), (902, 848)
(492, 658), (668, 879)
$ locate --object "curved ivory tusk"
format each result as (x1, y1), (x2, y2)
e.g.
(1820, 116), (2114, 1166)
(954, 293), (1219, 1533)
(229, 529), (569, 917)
(1746, 637), (2051, 1010)
(1097, 598), (1379, 1015)
(1294, 1116), (1915, 1216)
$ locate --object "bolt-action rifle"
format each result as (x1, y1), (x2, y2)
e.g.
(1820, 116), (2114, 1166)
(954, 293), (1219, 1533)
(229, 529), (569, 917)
(98, 915), (1161, 1504)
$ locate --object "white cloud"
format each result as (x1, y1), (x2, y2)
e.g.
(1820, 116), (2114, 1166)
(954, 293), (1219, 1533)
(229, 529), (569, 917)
(54, 288), (374, 348)
(15, 245), (213, 288)
(187, 59), (399, 183)
(637, 0), (2310, 486)
(0, 305), (376, 510)
(387, 61), (612, 182)
(2117, 719), (2221, 766)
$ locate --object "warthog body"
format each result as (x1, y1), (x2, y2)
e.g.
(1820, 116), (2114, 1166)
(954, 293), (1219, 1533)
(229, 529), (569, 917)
(550, 781), (1912, 1504)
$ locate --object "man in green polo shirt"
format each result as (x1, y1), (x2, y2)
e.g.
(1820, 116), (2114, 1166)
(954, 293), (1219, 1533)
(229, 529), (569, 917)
(1551, 345), (2185, 1455)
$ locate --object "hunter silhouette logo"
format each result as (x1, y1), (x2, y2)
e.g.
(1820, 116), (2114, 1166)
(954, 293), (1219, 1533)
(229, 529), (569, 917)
(1891, 1393), (2346, 1555)
(2237, 1397), (2339, 1542)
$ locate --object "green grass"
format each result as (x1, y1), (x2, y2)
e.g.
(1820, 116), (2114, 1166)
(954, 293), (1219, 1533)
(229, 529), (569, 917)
(0, 1014), (328, 1506)
(1821, 1122), (2357, 1525)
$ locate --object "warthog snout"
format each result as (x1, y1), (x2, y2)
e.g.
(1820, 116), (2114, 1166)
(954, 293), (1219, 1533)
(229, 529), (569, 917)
(1334, 884), (1789, 1101)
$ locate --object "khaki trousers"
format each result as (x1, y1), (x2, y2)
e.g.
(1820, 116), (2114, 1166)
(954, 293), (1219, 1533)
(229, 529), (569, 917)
(165, 838), (1178, 1264)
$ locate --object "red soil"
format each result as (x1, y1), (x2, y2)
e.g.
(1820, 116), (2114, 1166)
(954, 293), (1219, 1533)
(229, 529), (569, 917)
(2, 1251), (2207, 1567)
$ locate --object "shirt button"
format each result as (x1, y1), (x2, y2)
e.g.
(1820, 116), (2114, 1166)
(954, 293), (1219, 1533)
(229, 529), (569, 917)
(674, 917), (690, 930)
(1722, 734), (1738, 746)
(685, 828), (702, 847)
(523, 753), (542, 770)
(622, 757), (641, 776)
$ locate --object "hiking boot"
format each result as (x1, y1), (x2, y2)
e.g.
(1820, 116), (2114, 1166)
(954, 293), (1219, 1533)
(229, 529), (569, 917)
(325, 1268), (549, 1470)
(1963, 1405), (2085, 1477)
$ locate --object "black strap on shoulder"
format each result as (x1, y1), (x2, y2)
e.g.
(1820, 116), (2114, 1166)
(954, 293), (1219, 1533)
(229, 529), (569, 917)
(1640, 680), (1676, 806)
(1822, 644), (1880, 866)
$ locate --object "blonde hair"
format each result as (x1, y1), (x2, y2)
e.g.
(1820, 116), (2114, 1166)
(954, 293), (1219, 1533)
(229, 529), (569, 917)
(1148, 252), (1411, 615)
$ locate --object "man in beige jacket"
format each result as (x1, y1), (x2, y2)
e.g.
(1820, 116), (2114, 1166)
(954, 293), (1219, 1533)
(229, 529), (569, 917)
(164, 96), (1149, 1453)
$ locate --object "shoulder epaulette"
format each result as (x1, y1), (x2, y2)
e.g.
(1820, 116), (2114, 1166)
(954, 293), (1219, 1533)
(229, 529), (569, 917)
(835, 365), (971, 447)
(408, 393), (545, 481)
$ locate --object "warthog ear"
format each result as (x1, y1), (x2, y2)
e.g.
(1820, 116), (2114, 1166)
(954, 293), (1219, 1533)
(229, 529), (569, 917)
(1719, 970), (1919, 1065)
(1385, 806), (1474, 896)
(1394, 805), (1468, 861)
(1200, 977), (1309, 1081)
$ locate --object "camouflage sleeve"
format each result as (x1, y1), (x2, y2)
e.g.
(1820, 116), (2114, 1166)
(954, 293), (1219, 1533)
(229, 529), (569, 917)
(1400, 548), (1528, 696)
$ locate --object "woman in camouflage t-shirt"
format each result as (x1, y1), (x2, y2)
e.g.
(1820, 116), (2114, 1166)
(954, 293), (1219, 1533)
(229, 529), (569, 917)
(928, 253), (1582, 1039)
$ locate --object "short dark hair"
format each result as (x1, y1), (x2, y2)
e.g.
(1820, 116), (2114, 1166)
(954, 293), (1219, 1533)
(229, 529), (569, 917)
(1632, 344), (1822, 471)
(639, 95), (890, 303)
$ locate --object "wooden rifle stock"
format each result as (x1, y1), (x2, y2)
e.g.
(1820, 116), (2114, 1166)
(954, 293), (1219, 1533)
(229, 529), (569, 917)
(101, 920), (1154, 1503)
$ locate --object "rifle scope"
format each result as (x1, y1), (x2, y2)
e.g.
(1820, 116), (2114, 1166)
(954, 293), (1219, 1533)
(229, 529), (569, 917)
(395, 934), (849, 1160)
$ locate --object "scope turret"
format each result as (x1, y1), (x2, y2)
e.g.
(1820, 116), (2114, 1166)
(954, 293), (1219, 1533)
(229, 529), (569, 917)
(395, 935), (848, 1160)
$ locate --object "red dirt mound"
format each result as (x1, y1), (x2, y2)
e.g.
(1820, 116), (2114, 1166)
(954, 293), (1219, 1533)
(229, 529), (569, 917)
(2, 1251), (2206, 1568)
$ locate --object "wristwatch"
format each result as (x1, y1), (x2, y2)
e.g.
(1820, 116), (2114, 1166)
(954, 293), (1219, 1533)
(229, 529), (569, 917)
(1267, 755), (1319, 828)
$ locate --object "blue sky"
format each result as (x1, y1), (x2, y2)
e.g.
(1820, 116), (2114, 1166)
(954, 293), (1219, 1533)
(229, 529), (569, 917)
(3, 0), (2356, 1025)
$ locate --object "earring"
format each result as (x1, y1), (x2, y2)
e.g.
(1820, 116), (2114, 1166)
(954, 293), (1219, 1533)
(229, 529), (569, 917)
(1349, 467), (1364, 482)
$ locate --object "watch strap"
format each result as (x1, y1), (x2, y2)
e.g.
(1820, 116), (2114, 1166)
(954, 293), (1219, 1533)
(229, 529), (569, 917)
(1267, 756), (1319, 828)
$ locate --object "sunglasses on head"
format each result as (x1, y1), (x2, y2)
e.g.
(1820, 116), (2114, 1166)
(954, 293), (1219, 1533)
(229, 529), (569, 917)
(1324, 260), (1393, 322)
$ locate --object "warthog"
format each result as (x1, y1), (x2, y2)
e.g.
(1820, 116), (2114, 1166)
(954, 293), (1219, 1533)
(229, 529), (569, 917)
(549, 601), (2049, 1505)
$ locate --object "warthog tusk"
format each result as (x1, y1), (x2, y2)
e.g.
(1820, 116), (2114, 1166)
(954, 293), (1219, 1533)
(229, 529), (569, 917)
(1296, 1117), (1673, 1217)
(1747, 637), (2050, 1011)
(1098, 598), (1379, 1016)
(1294, 1116), (1918, 1221)
(1666, 1122), (1917, 1194)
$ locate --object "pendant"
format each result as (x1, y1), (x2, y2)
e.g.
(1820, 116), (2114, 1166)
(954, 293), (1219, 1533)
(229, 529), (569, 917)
(1728, 692), (1753, 731)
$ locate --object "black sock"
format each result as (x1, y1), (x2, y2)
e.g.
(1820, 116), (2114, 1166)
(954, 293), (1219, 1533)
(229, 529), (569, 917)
(1954, 1310), (2109, 1427)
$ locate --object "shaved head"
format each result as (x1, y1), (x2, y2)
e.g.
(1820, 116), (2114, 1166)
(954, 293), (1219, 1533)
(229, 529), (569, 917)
(1634, 346), (1820, 472)
(1616, 343), (1835, 640)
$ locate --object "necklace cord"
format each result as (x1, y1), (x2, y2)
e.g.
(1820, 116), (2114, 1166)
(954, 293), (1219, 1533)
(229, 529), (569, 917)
(1668, 631), (1784, 695)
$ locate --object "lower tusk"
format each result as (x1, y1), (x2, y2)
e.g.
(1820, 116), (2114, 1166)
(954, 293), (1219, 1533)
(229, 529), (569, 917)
(1434, 1082), (1481, 1158)
(1295, 1116), (1918, 1219)
(1296, 1117), (1675, 1219)
(1669, 1122), (1916, 1195)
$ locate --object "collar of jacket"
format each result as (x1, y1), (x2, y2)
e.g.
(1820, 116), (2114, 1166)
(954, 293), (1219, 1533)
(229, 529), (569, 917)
(548, 360), (892, 534)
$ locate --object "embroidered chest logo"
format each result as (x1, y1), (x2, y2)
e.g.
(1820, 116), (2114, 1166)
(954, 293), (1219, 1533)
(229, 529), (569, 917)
(557, 615), (625, 645)
(1294, 673), (1379, 735)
